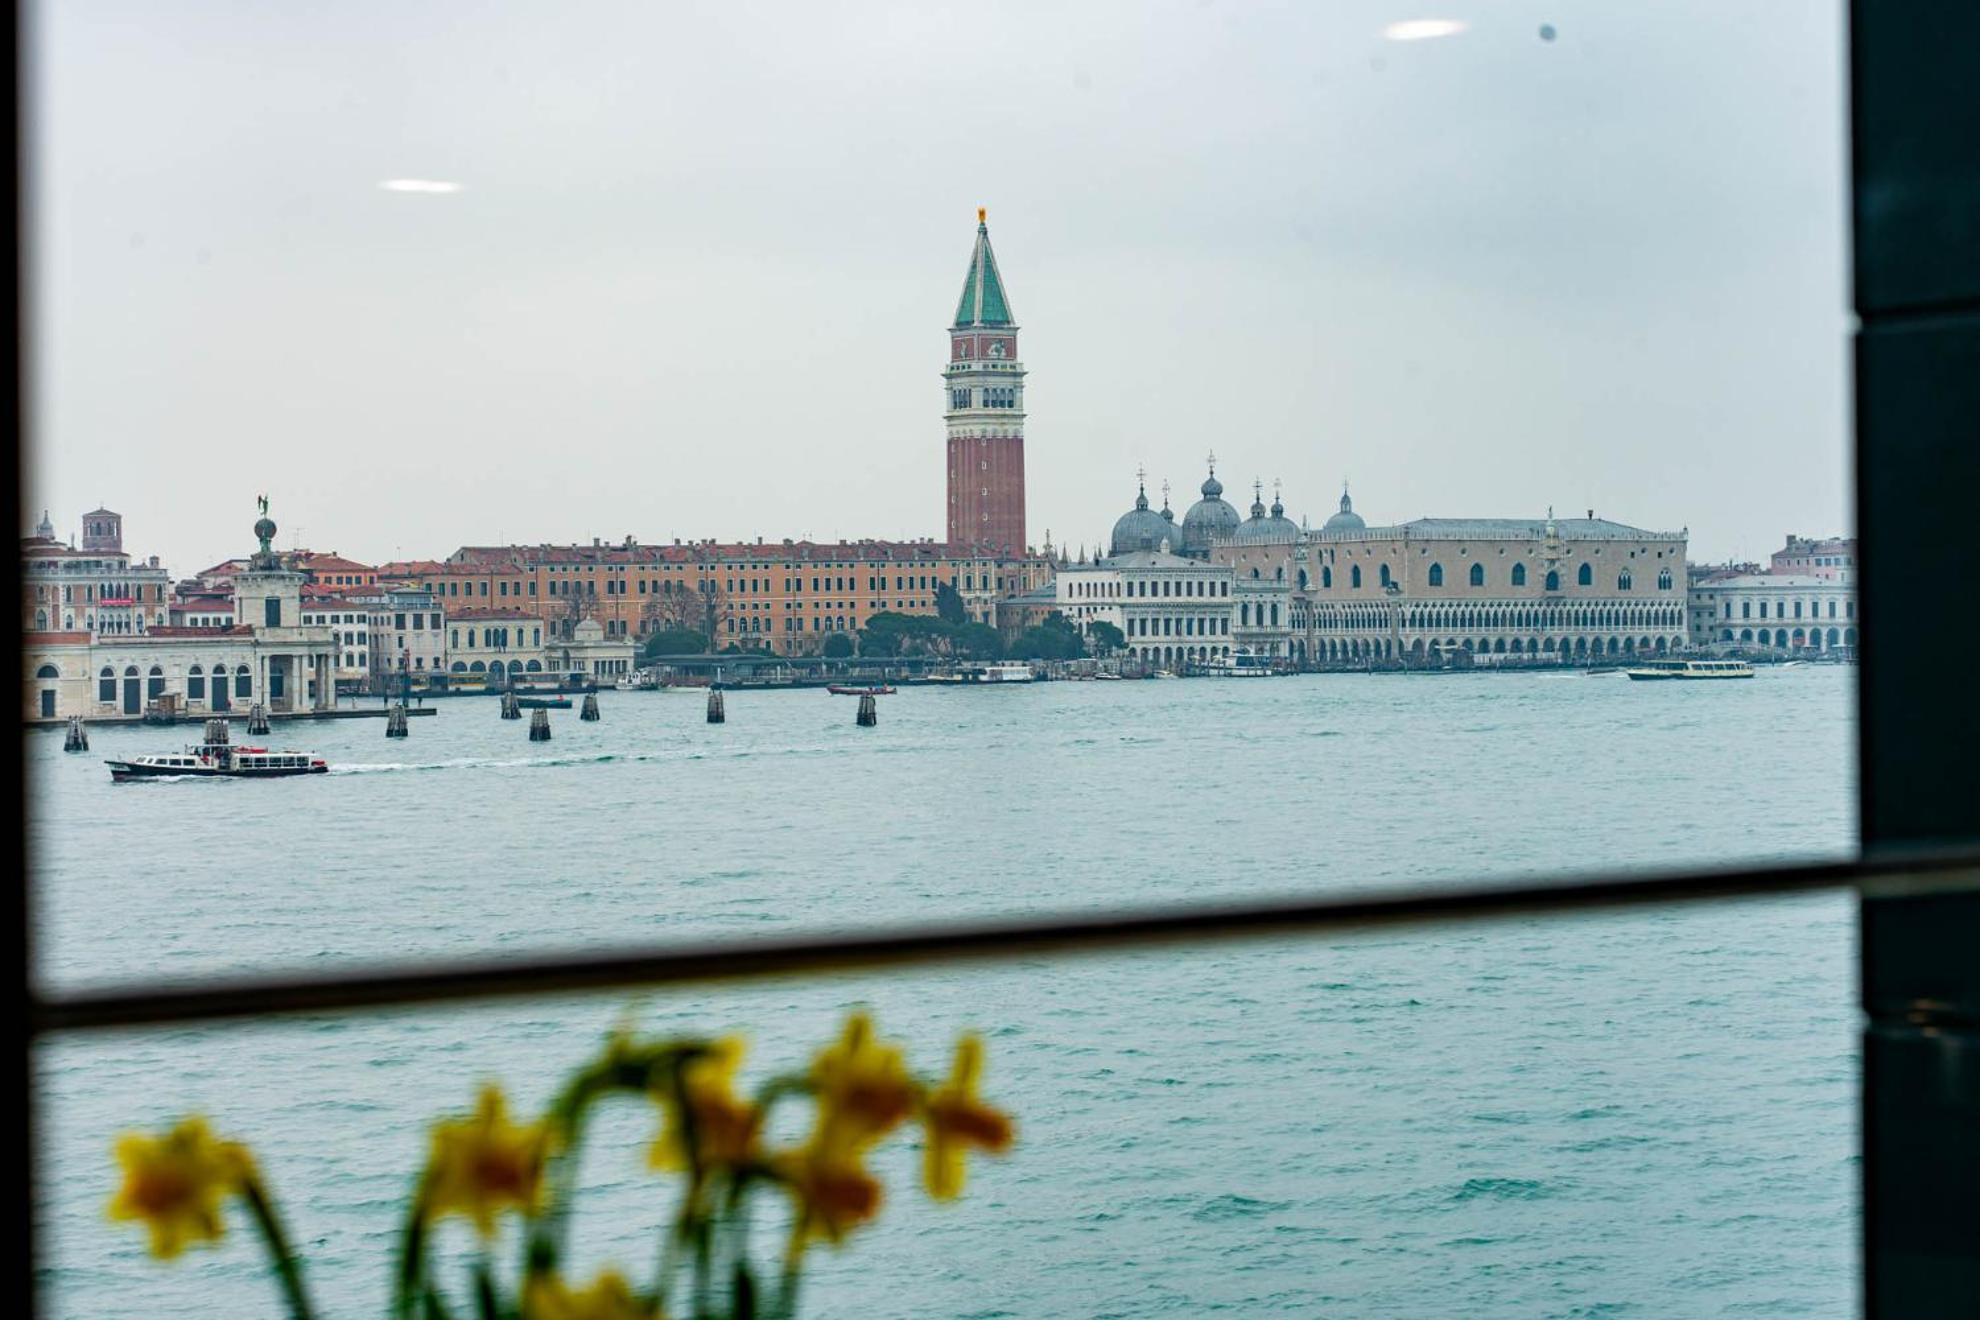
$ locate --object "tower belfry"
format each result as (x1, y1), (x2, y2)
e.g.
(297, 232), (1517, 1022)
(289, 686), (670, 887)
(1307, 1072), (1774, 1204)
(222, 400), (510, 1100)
(944, 209), (1027, 553)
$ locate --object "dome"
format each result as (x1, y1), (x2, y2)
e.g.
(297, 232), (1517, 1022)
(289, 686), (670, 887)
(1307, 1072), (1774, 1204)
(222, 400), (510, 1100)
(1110, 483), (1176, 557)
(1232, 483), (1297, 543)
(1322, 487), (1366, 533)
(254, 516), (277, 540)
(1181, 461), (1240, 551)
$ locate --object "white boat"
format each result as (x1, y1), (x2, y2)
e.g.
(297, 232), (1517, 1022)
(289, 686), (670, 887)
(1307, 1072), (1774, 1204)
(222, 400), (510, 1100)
(1625, 658), (1755, 681)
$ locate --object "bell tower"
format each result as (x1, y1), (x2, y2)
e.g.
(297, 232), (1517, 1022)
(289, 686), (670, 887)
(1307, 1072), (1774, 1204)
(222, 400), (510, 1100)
(944, 209), (1026, 553)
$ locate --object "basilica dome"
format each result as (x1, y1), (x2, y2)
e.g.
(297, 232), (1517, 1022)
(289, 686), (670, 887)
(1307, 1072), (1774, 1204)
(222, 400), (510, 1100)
(1234, 486), (1301, 543)
(1110, 483), (1176, 557)
(1180, 463), (1240, 552)
(1322, 487), (1367, 533)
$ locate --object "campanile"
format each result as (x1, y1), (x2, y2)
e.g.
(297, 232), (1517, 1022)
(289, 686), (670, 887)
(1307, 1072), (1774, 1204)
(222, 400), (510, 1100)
(944, 209), (1026, 553)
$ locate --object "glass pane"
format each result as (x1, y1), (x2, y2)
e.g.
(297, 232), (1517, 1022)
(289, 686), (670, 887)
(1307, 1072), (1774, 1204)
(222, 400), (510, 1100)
(32, 670), (1853, 990)
(41, 902), (1855, 1315)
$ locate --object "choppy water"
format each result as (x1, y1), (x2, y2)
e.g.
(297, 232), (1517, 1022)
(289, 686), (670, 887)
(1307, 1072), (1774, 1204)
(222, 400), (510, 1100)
(31, 668), (1858, 1317)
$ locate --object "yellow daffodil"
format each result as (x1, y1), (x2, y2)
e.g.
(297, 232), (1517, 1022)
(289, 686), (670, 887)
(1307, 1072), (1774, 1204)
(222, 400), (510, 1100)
(523, 1267), (660, 1320)
(422, 1085), (553, 1238)
(778, 1142), (885, 1257)
(809, 1012), (914, 1152)
(922, 1034), (1015, 1200)
(108, 1116), (255, 1259)
(649, 1037), (758, 1173)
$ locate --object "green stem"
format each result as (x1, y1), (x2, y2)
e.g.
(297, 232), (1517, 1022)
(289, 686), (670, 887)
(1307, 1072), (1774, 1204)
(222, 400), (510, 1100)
(394, 1178), (432, 1320)
(240, 1174), (316, 1320)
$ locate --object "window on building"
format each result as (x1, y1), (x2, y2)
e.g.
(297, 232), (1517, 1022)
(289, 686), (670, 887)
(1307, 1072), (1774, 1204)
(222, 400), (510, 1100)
(1469, 563), (1485, 587)
(1428, 563), (1444, 587)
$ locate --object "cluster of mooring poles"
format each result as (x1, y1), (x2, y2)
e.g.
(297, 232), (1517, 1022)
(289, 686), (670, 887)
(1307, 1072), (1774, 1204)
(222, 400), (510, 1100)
(63, 715), (88, 752)
(494, 684), (888, 740)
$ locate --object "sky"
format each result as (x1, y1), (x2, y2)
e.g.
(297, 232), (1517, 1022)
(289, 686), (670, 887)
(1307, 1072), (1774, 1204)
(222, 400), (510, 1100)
(25, 1), (1849, 576)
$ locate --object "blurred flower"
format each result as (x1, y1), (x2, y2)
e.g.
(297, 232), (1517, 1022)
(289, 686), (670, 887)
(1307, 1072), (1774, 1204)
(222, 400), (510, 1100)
(423, 1085), (553, 1238)
(779, 1143), (884, 1256)
(649, 1037), (757, 1173)
(107, 1116), (255, 1259)
(524, 1267), (660, 1319)
(922, 1034), (1014, 1200)
(809, 1012), (913, 1152)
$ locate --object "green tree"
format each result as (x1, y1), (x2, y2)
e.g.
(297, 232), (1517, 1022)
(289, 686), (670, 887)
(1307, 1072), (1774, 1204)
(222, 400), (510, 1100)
(640, 628), (712, 659)
(1086, 620), (1125, 654)
(821, 633), (855, 658)
(934, 581), (968, 625)
(953, 622), (1006, 660)
(1011, 611), (1086, 661)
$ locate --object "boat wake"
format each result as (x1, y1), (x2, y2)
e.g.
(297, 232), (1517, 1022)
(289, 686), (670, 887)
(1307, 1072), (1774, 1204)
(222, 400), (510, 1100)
(331, 750), (673, 775)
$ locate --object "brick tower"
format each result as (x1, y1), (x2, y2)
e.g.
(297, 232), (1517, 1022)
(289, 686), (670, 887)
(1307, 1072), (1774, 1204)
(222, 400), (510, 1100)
(945, 209), (1026, 553)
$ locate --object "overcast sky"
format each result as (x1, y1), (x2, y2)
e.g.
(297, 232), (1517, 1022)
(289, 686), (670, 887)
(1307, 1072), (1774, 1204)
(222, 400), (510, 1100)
(27, 1), (1848, 575)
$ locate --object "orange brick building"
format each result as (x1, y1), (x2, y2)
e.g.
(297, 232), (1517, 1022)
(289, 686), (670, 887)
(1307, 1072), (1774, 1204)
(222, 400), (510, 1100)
(379, 538), (1045, 657)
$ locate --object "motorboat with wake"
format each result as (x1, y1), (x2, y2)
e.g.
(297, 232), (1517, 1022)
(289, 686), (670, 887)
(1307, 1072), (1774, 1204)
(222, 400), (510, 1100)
(106, 719), (327, 781)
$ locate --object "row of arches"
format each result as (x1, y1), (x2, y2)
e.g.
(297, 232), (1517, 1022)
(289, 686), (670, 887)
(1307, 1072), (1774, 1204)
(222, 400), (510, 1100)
(1300, 602), (1686, 633)
(1308, 635), (1687, 662)
(1723, 627), (1857, 649)
(449, 659), (547, 673)
(87, 662), (252, 714)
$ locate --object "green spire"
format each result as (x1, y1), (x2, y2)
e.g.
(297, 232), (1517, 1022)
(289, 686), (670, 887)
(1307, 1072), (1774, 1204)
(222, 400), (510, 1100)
(952, 209), (1015, 328)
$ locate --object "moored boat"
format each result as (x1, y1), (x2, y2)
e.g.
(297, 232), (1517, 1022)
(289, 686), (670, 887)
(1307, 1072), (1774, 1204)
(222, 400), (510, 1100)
(828, 684), (897, 695)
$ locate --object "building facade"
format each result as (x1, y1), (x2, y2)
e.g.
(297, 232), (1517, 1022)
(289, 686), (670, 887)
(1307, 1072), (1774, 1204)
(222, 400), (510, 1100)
(1770, 534), (1857, 582)
(1688, 574), (1858, 652)
(21, 508), (172, 636)
(23, 503), (337, 722)
(407, 538), (1018, 657)
(1054, 546), (1235, 668)
(361, 588), (447, 688)
(445, 607), (546, 679)
(945, 209), (1027, 555)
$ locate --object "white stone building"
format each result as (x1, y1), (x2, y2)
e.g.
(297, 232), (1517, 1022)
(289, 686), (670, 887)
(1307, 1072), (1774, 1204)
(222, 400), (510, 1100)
(23, 503), (337, 722)
(1688, 574), (1858, 652)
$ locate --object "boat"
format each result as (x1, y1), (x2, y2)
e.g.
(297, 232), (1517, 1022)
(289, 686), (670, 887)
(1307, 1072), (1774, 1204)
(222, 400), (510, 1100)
(106, 723), (326, 781)
(971, 662), (1035, 683)
(828, 684), (897, 696)
(1625, 658), (1755, 681)
(515, 696), (573, 709)
(924, 663), (1035, 684)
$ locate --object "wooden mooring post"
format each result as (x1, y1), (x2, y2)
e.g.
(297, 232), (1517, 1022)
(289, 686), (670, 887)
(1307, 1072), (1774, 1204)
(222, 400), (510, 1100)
(529, 708), (552, 742)
(856, 693), (877, 727)
(204, 718), (230, 746)
(247, 703), (271, 735)
(500, 690), (521, 720)
(707, 689), (725, 724)
(580, 693), (600, 721)
(63, 715), (89, 752)
(386, 704), (409, 738)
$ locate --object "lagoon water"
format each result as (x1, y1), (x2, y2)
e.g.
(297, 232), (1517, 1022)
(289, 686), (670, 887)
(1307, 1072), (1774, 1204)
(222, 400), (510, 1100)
(31, 668), (1857, 1317)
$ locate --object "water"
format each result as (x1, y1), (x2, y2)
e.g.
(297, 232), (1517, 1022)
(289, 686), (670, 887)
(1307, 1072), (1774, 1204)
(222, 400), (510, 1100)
(31, 669), (1858, 1316)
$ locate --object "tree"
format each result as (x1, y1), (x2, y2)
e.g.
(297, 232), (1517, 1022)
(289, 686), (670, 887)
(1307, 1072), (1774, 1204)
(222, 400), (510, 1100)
(1011, 611), (1086, 661)
(953, 622), (1006, 660)
(640, 628), (710, 659)
(822, 633), (855, 659)
(1087, 620), (1125, 654)
(934, 581), (968, 625)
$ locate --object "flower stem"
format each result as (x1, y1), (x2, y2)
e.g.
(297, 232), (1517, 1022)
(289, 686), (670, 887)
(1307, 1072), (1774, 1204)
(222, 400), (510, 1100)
(240, 1173), (316, 1320)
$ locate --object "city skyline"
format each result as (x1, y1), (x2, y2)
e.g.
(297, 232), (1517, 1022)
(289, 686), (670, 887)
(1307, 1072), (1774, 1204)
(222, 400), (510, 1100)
(29, 2), (1847, 577)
